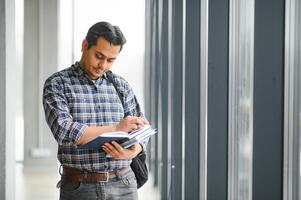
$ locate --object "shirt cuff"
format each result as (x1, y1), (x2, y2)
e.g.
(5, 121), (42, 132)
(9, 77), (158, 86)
(72, 123), (88, 147)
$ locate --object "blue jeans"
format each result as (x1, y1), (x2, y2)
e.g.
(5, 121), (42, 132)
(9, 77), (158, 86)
(59, 170), (138, 200)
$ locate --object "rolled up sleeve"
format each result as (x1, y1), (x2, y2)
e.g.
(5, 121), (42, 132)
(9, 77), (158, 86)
(43, 75), (87, 146)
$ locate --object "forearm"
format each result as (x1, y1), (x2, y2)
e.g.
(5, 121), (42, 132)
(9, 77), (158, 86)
(76, 125), (117, 145)
(77, 116), (148, 146)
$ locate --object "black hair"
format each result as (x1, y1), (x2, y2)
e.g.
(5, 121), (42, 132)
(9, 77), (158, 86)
(85, 21), (126, 51)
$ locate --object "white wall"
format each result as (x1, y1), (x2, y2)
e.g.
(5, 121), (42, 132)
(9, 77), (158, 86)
(4, 0), (24, 198)
(71, 0), (146, 110)
(0, 0), (6, 198)
(58, 0), (73, 69)
(1, 0), (24, 198)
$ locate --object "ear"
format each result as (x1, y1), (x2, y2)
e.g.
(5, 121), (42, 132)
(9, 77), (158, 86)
(81, 39), (88, 52)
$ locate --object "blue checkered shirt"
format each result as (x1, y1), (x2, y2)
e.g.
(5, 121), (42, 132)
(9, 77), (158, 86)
(43, 62), (146, 172)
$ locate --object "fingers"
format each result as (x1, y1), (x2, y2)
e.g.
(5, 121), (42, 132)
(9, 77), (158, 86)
(116, 116), (150, 132)
(102, 141), (139, 160)
(135, 118), (146, 127)
(141, 118), (149, 125)
(124, 116), (149, 126)
(111, 141), (124, 152)
(135, 118), (149, 129)
(102, 141), (126, 159)
(123, 122), (138, 132)
(102, 143), (119, 158)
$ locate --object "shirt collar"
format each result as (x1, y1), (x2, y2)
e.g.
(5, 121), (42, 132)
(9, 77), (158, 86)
(73, 61), (108, 86)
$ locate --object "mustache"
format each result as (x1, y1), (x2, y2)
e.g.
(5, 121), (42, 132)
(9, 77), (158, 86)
(93, 67), (107, 72)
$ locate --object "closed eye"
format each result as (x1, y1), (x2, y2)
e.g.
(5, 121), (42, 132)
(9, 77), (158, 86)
(108, 59), (115, 63)
(95, 53), (103, 60)
(95, 51), (116, 63)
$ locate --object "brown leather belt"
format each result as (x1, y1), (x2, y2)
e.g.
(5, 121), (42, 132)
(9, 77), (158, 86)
(61, 166), (131, 183)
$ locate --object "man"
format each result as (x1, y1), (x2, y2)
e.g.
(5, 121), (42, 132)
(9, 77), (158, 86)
(43, 21), (148, 200)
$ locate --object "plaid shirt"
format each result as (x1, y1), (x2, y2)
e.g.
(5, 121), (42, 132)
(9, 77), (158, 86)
(43, 62), (146, 172)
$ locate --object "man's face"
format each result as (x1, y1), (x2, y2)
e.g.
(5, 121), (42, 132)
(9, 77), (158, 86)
(80, 37), (121, 80)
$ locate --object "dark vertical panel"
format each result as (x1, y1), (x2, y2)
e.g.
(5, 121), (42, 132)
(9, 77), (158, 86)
(147, 0), (160, 186)
(144, 0), (151, 125)
(145, 0), (154, 172)
(184, 0), (201, 199)
(157, 0), (169, 198)
(207, 0), (229, 200)
(253, 0), (285, 199)
(145, 0), (158, 183)
(170, 0), (184, 199)
(156, 0), (163, 190)
(0, 0), (5, 198)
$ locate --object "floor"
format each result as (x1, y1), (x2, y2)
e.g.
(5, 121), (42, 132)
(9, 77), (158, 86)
(15, 163), (160, 200)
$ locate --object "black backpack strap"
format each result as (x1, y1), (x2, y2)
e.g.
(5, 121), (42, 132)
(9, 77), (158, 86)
(106, 70), (125, 108)
(106, 71), (148, 188)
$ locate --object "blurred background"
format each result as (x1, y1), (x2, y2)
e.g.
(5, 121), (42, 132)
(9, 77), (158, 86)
(1, 0), (301, 200)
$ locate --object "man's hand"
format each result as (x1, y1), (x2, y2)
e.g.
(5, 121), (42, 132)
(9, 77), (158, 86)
(115, 116), (149, 132)
(102, 142), (142, 160)
(77, 116), (148, 146)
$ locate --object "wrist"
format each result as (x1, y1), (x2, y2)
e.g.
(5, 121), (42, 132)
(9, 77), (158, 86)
(136, 144), (143, 154)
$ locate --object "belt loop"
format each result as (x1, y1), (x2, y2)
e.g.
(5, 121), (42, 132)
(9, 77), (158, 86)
(56, 180), (62, 189)
(115, 169), (122, 179)
(59, 165), (63, 175)
(84, 171), (88, 179)
(105, 172), (109, 182)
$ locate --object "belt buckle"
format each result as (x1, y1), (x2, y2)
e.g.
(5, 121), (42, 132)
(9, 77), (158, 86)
(97, 171), (109, 183)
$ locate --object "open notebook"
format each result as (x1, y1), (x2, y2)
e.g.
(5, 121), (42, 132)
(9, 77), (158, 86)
(78, 125), (157, 150)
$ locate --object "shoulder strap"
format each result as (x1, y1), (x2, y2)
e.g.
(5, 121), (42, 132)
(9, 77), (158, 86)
(106, 71), (125, 108)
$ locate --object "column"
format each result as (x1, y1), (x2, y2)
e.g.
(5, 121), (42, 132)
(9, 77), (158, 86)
(23, 0), (59, 171)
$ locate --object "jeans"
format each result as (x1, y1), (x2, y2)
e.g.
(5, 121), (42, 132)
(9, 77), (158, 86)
(59, 170), (138, 200)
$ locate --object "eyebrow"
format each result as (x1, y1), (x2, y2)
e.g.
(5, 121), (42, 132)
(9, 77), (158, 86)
(95, 50), (117, 60)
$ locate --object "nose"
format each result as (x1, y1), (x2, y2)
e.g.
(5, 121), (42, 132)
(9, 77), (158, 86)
(98, 58), (108, 69)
